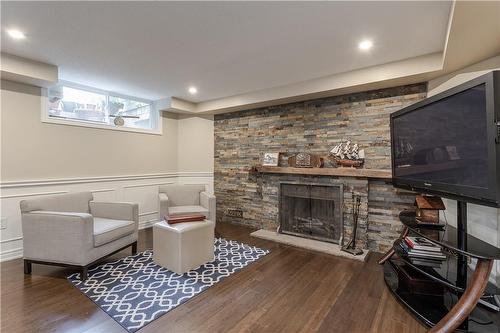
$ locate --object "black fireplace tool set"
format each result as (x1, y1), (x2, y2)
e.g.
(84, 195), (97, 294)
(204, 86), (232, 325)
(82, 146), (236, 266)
(341, 193), (363, 256)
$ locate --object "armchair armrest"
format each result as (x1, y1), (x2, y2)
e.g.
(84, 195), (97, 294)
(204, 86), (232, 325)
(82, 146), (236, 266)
(21, 211), (94, 265)
(200, 192), (216, 222)
(158, 193), (169, 220)
(89, 201), (139, 224)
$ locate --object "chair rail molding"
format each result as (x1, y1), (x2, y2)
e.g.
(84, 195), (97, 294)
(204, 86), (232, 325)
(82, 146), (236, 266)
(0, 190), (69, 199)
(0, 172), (180, 188)
(0, 171), (214, 262)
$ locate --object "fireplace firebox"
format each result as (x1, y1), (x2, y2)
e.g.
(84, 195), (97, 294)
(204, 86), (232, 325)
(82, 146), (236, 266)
(279, 182), (343, 244)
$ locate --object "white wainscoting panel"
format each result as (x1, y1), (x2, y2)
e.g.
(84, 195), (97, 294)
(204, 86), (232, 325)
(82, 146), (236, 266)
(0, 172), (213, 262)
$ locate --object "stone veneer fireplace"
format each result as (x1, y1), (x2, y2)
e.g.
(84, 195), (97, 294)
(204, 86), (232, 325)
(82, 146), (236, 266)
(280, 183), (343, 244)
(214, 83), (426, 252)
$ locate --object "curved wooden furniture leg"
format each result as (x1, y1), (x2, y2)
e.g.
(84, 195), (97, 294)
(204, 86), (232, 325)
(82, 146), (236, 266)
(378, 226), (409, 265)
(428, 259), (494, 333)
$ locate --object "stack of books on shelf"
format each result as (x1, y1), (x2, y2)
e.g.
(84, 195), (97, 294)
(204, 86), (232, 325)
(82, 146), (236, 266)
(399, 236), (446, 268)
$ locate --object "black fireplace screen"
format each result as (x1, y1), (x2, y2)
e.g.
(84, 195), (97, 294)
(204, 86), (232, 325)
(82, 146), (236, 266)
(279, 183), (343, 243)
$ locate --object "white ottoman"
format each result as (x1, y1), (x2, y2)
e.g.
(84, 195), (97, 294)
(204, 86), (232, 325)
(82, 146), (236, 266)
(153, 220), (215, 274)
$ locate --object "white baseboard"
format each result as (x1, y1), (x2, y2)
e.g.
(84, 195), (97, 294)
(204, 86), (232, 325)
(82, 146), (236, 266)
(0, 247), (23, 262)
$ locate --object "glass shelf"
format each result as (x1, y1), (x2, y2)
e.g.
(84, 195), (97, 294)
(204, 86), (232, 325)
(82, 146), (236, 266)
(392, 239), (499, 296)
(384, 260), (500, 332)
(399, 210), (500, 260)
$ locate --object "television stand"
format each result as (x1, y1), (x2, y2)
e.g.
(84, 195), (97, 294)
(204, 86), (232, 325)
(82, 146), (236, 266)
(379, 200), (500, 332)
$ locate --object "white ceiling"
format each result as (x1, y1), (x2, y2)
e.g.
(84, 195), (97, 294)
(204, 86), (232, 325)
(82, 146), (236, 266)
(1, 1), (452, 102)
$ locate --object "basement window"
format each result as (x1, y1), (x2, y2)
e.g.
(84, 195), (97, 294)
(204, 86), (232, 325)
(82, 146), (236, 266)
(43, 82), (161, 134)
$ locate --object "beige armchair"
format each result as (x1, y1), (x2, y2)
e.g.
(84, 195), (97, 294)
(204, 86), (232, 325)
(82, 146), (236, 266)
(158, 184), (215, 222)
(20, 192), (138, 280)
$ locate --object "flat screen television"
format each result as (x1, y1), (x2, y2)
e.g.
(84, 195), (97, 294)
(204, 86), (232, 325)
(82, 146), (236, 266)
(390, 70), (500, 207)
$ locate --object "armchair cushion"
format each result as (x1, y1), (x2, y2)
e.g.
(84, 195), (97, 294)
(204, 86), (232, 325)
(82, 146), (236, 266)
(93, 217), (136, 247)
(168, 205), (209, 218)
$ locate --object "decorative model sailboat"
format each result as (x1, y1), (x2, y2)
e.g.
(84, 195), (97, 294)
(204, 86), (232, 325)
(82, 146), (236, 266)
(330, 140), (365, 168)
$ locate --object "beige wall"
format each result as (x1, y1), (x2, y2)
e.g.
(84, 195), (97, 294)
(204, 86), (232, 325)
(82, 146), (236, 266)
(177, 114), (214, 173)
(428, 55), (500, 285)
(1, 80), (179, 181)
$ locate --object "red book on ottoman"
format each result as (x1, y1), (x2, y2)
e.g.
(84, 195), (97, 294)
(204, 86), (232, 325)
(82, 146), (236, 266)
(165, 214), (206, 224)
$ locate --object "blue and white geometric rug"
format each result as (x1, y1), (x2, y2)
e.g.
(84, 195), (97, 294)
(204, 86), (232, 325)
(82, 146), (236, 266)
(68, 238), (269, 332)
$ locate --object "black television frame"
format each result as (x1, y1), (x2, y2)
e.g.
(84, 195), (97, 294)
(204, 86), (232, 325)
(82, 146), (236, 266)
(390, 70), (500, 207)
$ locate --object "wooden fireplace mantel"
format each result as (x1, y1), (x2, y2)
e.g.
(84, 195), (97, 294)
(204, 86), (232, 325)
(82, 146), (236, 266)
(254, 166), (392, 180)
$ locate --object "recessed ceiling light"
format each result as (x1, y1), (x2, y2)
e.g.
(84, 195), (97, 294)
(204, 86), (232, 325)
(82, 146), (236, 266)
(7, 29), (26, 40)
(358, 39), (373, 51)
(188, 86), (198, 95)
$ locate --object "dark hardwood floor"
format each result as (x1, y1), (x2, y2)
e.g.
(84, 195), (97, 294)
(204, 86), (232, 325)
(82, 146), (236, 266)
(1, 223), (426, 333)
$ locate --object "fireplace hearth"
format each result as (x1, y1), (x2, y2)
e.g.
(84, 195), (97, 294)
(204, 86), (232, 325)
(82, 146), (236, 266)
(279, 182), (343, 244)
